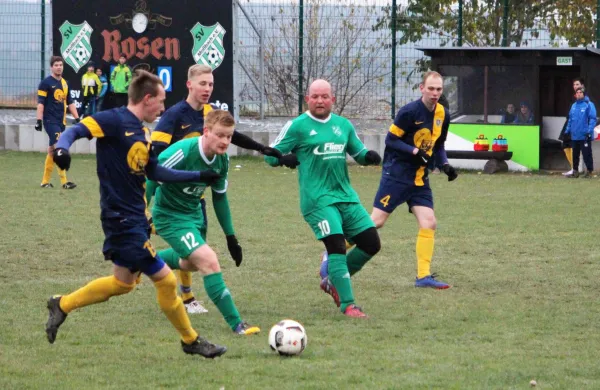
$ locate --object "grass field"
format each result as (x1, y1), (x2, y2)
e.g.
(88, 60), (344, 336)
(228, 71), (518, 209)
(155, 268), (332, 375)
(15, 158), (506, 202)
(1, 151), (599, 389)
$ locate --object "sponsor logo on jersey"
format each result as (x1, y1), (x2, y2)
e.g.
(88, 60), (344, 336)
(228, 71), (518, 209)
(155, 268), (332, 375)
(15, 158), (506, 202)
(182, 185), (205, 196)
(313, 142), (345, 155)
(332, 126), (342, 137)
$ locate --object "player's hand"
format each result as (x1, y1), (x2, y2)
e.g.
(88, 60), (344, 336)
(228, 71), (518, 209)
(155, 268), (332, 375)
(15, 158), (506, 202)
(53, 148), (71, 171)
(226, 235), (243, 267)
(261, 146), (282, 159)
(74, 117), (80, 124)
(415, 150), (430, 166)
(442, 164), (458, 182)
(198, 169), (221, 185)
(279, 154), (300, 169)
(365, 150), (382, 165)
(34, 120), (43, 132)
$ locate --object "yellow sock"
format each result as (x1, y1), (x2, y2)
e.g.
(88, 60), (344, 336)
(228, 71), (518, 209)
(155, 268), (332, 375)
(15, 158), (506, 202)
(55, 164), (68, 185)
(564, 148), (573, 168)
(59, 276), (134, 313)
(154, 271), (198, 344)
(178, 270), (195, 302)
(416, 228), (435, 279)
(41, 154), (53, 184)
(135, 273), (143, 285)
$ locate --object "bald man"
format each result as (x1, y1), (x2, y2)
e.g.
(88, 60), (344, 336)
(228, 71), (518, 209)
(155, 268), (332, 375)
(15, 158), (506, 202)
(265, 79), (382, 318)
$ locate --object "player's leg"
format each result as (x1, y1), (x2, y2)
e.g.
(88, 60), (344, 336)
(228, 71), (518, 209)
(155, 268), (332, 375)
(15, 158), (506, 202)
(52, 125), (76, 189)
(307, 206), (365, 317)
(41, 123), (58, 188)
(562, 139), (573, 176)
(582, 139), (593, 177)
(410, 189), (450, 289)
(569, 141), (582, 178)
(177, 197), (208, 311)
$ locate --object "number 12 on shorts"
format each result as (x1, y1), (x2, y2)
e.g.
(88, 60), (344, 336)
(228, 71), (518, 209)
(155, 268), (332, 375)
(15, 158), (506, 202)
(318, 220), (330, 236)
(181, 232), (199, 250)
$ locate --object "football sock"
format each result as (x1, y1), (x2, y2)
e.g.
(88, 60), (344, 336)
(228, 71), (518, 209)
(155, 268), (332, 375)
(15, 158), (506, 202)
(154, 271), (198, 344)
(179, 271), (194, 302)
(59, 275), (134, 313)
(564, 148), (573, 168)
(346, 247), (372, 276)
(204, 272), (241, 330)
(327, 253), (354, 312)
(416, 228), (435, 279)
(41, 154), (53, 184)
(56, 165), (68, 185)
(158, 248), (180, 270)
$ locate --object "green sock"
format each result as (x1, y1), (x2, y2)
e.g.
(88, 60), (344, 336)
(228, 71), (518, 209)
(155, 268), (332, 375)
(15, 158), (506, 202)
(158, 248), (180, 270)
(328, 253), (355, 312)
(204, 272), (241, 330)
(346, 247), (372, 276)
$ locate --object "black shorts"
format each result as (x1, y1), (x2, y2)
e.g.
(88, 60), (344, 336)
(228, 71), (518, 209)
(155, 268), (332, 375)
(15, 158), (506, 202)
(43, 122), (65, 146)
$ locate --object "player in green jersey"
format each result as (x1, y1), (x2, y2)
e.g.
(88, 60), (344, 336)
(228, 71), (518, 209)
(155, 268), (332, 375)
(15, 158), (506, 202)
(265, 79), (382, 318)
(146, 110), (260, 335)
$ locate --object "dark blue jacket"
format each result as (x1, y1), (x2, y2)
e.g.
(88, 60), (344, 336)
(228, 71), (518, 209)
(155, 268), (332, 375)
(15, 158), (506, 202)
(565, 97), (597, 141)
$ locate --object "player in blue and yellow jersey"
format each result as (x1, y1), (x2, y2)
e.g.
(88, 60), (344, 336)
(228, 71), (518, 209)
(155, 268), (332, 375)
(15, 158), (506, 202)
(370, 71), (458, 289)
(35, 56), (80, 189)
(45, 70), (227, 358)
(150, 64), (281, 314)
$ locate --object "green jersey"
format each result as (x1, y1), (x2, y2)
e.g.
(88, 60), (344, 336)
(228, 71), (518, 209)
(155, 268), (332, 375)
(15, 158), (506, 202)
(151, 137), (229, 214)
(265, 112), (368, 216)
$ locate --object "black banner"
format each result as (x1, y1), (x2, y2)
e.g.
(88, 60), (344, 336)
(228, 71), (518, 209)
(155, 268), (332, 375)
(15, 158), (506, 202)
(52, 0), (233, 112)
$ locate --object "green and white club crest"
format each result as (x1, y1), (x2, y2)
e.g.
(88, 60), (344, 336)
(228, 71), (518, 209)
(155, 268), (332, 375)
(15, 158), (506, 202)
(190, 22), (226, 70)
(59, 21), (93, 73)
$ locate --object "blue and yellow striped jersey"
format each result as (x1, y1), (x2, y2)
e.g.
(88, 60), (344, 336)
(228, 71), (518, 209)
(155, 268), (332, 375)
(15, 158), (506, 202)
(78, 107), (155, 221)
(383, 99), (450, 186)
(37, 76), (73, 125)
(151, 100), (219, 148)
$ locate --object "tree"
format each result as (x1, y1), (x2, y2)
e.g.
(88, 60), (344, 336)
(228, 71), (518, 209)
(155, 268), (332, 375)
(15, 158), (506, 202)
(239, 0), (391, 117)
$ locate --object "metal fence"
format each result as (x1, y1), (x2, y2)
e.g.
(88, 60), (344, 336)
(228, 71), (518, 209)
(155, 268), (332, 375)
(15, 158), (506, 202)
(2, 0), (599, 119)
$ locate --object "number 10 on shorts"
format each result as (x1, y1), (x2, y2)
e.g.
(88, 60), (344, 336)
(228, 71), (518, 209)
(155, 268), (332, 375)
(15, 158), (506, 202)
(318, 220), (330, 236)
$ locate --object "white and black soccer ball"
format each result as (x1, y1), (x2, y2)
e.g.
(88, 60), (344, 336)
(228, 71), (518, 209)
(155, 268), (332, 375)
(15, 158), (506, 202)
(268, 319), (307, 356)
(75, 47), (88, 63)
(206, 49), (220, 65)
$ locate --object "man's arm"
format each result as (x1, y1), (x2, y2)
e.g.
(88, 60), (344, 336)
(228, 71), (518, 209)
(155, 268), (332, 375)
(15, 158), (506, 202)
(145, 179), (159, 205)
(125, 67), (132, 87)
(588, 103), (597, 137)
(151, 109), (177, 155)
(265, 121), (298, 167)
(345, 121), (380, 165)
(231, 130), (282, 158)
(212, 191), (234, 237)
(99, 77), (108, 98)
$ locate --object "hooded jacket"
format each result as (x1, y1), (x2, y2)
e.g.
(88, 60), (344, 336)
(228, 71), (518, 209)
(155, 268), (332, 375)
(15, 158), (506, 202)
(565, 96), (597, 141)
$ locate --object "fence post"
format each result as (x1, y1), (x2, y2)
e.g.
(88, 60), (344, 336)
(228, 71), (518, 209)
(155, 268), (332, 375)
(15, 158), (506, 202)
(297, 0), (304, 115)
(502, 0), (508, 46)
(457, 0), (463, 46)
(41, 0), (45, 80)
(391, 0), (397, 119)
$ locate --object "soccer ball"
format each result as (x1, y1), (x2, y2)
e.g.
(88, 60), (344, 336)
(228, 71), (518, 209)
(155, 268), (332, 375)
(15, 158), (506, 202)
(206, 49), (220, 66)
(268, 319), (307, 356)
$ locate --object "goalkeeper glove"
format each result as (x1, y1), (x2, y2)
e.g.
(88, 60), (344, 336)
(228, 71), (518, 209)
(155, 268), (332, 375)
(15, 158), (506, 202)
(198, 169), (221, 185)
(35, 120), (43, 132)
(226, 235), (243, 267)
(415, 150), (430, 166)
(364, 150), (382, 165)
(53, 148), (71, 170)
(442, 164), (458, 181)
(279, 154), (300, 169)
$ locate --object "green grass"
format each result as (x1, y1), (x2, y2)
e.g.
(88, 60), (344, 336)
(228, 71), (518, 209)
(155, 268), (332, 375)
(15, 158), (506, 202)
(1, 151), (599, 389)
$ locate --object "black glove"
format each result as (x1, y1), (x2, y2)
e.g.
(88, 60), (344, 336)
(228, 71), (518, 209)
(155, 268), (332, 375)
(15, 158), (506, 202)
(415, 150), (430, 166)
(364, 150), (382, 165)
(198, 169), (221, 185)
(34, 120), (43, 132)
(585, 134), (593, 142)
(226, 235), (243, 267)
(442, 164), (458, 182)
(74, 117), (80, 124)
(53, 148), (71, 170)
(278, 154), (300, 169)
(260, 146), (282, 158)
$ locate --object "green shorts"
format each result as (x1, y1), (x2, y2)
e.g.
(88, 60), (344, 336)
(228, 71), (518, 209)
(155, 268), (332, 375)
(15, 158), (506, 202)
(153, 207), (207, 258)
(304, 202), (375, 240)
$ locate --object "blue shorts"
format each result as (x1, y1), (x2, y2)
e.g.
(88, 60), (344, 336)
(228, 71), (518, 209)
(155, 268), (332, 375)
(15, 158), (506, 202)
(43, 122), (65, 146)
(101, 217), (165, 276)
(373, 176), (434, 213)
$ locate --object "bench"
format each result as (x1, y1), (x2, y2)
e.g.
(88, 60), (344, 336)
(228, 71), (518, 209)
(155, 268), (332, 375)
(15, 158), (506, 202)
(446, 151), (513, 174)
